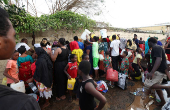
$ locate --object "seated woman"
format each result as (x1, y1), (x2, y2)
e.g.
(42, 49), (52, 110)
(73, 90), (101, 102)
(126, 39), (136, 77)
(130, 48), (144, 80)
(17, 46), (34, 93)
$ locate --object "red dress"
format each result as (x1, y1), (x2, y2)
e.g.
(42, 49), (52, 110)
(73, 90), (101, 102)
(19, 61), (32, 86)
(67, 62), (78, 78)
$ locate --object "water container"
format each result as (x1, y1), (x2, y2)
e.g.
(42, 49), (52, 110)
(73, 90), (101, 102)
(100, 29), (107, 38)
(81, 29), (91, 40)
(10, 81), (25, 93)
(67, 78), (76, 90)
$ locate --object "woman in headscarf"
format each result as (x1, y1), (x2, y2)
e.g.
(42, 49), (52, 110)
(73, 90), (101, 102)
(34, 47), (53, 109)
(145, 37), (150, 55)
(126, 39), (137, 78)
(51, 38), (69, 101)
(40, 38), (51, 55)
(98, 38), (108, 77)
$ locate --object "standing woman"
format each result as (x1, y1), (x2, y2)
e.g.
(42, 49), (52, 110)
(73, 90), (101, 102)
(33, 47), (53, 109)
(84, 41), (93, 77)
(98, 38), (108, 77)
(40, 38), (51, 55)
(51, 38), (69, 101)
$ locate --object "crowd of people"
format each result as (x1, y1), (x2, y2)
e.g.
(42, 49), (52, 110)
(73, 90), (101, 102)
(1, 7), (170, 110)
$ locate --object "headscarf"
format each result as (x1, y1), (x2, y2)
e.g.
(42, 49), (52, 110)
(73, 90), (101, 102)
(34, 47), (53, 87)
(126, 39), (137, 50)
(70, 41), (79, 51)
(53, 41), (58, 45)
(145, 37), (150, 54)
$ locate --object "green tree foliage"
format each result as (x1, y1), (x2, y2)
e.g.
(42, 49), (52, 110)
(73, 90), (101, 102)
(4, 4), (96, 38)
(0, 0), (9, 5)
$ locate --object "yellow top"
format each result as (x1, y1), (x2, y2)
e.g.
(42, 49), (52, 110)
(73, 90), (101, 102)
(133, 54), (142, 64)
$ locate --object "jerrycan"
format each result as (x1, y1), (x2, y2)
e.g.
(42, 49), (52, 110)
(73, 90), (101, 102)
(67, 78), (76, 90)
(10, 81), (25, 93)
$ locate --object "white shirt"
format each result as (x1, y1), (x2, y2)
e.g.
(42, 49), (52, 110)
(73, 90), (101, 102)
(110, 40), (120, 56)
(15, 43), (30, 51)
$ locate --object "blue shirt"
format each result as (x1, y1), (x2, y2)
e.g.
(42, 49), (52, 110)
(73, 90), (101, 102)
(77, 41), (84, 50)
(157, 41), (163, 46)
(135, 39), (139, 47)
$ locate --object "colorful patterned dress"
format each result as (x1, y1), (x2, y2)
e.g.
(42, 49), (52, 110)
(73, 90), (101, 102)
(120, 57), (129, 75)
(99, 42), (108, 71)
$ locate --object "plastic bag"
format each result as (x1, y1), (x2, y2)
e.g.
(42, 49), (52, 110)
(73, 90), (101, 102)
(99, 54), (104, 61)
(120, 49), (125, 56)
(162, 99), (170, 110)
(106, 68), (118, 82)
(96, 80), (108, 93)
(10, 81), (25, 93)
(100, 29), (107, 38)
(117, 73), (127, 90)
(81, 29), (91, 40)
(2, 77), (7, 86)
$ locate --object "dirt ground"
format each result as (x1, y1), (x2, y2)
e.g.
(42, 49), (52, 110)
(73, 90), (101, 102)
(40, 79), (162, 110)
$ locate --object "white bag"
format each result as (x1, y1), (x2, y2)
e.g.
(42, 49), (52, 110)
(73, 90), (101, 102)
(99, 54), (104, 61)
(10, 81), (25, 93)
(81, 29), (91, 40)
(100, 29), (107, 38)
(162, 99), (170, 110)
(117, 73), (127, 90)
(120, 49), (125, 55)
(155, 90), (170, 103)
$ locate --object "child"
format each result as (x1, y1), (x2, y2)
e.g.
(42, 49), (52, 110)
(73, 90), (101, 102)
(64, 54), (78, 102)
(86, 35), (99, 81)
(79, 61), (107, 110)
(103, 51), (112, 72)
(103, 51), (114, 88)
(120, 51), (129, 75)
(82, 53), (89, 61)
(74, 54), (89, 100)
(130, 48), (144, 80)
(3, 51), (19, 87)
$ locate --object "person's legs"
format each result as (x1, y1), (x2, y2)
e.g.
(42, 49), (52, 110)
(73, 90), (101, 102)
(93, 58), (99, 80)
(68, 90), (73, 102)
(144, 71), (170, 105)
(112, 56), (117, 70)
(115, 56), (119, 71)
(42, 98), (50, 109)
